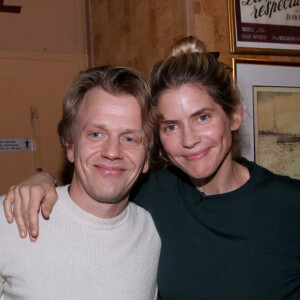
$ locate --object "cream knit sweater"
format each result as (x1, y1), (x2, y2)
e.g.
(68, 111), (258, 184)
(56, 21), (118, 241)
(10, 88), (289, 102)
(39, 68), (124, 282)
(0, 185), (161, 300)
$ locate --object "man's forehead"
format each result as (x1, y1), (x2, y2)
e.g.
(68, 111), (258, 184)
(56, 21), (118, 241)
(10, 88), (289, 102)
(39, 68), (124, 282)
(80, 88), (139, 110)
(86, 87), (140, 105)
(77, 89), (143, 127)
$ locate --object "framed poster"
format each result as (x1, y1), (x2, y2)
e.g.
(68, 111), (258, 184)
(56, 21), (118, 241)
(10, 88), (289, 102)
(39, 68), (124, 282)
(253, 86), (300, 179)
(233, 58), (300, 179)
(228, 0), (300, 55)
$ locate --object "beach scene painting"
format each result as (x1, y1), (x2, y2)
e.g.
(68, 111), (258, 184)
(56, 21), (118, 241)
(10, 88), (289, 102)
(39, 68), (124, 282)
(253, 86), (300, 179)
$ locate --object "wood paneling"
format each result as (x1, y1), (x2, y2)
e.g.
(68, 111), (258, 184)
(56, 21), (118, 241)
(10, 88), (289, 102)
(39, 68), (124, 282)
(0, 0), (87, 194)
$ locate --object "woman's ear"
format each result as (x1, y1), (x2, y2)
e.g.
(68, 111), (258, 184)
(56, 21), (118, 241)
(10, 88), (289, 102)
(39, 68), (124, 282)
(231, 103), (243, 131)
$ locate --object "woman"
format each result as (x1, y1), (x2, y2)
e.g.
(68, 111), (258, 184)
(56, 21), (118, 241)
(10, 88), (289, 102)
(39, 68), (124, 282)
(4, 36), (300, 299)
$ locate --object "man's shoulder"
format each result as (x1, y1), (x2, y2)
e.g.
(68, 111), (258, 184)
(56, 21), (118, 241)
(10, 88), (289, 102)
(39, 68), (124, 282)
(0, 194), (5, 203)
(128, 202), (159, 229)
(55, 185), (70, 197)
(52, 185), (72, 211)
(127, 202), (161, 246)
(0, 194), (12, 225)
(0, 194), (8, 225)
(0, 194), (26, 247)
(128, 201), (155, 221)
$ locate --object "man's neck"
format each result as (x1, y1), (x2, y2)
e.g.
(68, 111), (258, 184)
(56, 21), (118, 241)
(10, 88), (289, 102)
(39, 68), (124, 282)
(68, 183), (129, 219)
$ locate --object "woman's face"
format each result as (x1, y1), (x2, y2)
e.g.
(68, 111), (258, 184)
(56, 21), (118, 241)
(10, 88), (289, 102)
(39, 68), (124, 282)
(158, 84), (242, 181)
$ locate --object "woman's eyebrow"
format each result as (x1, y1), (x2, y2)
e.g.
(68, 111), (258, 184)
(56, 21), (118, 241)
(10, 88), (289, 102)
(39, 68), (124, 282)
(158, 117), (179, 125)
(190, 108), (213, 118)
(159, 108), (213, 123)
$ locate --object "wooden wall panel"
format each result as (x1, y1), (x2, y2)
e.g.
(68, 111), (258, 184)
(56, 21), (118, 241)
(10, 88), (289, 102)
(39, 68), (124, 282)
(90, 0), (184, 75)
(0, 0), (86, 54)
(0, 0), (87, 194)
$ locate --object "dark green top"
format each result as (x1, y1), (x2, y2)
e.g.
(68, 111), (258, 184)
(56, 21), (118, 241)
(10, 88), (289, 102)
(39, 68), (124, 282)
(131, 158), (300, 299)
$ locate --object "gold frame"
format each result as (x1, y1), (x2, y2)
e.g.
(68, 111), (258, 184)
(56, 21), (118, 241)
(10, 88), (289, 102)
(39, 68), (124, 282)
(232, 58), (300, 82)
(228, 0), (300, 55)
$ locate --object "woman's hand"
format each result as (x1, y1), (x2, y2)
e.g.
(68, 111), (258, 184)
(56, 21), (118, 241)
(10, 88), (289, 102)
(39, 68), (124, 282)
(3, 172), (58, 242)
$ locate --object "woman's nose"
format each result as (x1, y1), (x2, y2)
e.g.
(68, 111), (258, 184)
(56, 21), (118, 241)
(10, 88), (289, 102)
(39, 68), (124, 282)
(182, 126), (200, 148)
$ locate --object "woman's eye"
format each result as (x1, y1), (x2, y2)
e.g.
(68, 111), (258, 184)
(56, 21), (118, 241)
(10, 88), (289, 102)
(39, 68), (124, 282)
(165, 124), (177, 132)
(198, 115), (209, 122)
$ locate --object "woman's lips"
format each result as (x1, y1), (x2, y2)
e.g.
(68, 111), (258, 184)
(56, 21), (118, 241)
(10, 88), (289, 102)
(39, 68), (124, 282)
(182, 148), (210, 161)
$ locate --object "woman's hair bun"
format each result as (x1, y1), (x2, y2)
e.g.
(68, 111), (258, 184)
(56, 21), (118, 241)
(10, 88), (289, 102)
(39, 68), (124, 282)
(169, 36), (207, 57)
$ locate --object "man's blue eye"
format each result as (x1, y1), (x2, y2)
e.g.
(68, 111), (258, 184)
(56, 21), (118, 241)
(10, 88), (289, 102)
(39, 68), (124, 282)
(91, 132), (102, 138)
(125, 137), (135, 142)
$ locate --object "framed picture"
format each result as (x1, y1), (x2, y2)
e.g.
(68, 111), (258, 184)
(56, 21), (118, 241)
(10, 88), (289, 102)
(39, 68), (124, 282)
(228, 0), (300, 55)
(233, 58), (300, 179)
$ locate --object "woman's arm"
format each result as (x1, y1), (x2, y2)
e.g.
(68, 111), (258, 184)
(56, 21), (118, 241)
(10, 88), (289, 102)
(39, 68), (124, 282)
(3, 172), (58, 242)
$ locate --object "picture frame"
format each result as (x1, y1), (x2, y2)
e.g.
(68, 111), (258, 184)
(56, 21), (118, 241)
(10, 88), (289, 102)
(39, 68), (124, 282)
(233, 58), (300, 179)
(228, 0), (300, 55)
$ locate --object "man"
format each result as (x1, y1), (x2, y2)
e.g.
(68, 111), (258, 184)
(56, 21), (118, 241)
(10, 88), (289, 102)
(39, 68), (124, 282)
(0, 66), (161, 299)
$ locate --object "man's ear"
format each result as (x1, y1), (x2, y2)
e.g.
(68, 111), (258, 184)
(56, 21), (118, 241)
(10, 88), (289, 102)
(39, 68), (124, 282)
(65, 141), (75, 163)
(142, 152), (150, 174)
(231, 103), (243, 131)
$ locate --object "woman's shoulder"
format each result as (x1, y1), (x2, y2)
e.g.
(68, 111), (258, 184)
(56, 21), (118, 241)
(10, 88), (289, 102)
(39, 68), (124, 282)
(242, 157), (300, 195)
(269, 172), (300, 194)
(130, 166), (185, 207)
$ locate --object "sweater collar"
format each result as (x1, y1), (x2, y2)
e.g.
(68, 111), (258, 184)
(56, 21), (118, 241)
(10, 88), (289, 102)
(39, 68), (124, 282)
(56, 185), (130, 230)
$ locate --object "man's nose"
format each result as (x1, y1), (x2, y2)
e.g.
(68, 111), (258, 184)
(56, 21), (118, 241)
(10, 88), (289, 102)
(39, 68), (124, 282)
(101, 138), (123, 160)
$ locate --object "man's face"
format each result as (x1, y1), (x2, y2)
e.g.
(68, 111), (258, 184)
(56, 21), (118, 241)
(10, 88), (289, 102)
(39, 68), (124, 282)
(66, 87), (149, 214)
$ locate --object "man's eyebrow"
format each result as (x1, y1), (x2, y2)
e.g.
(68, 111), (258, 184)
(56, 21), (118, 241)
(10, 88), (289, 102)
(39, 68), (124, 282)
(83, 122), (143, 135)
(81, 122), (104, 131)
(121, 129), (143, 135)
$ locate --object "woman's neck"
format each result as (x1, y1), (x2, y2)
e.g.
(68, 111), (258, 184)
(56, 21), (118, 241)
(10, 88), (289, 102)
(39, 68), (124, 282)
(190, 155), (250, 196)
